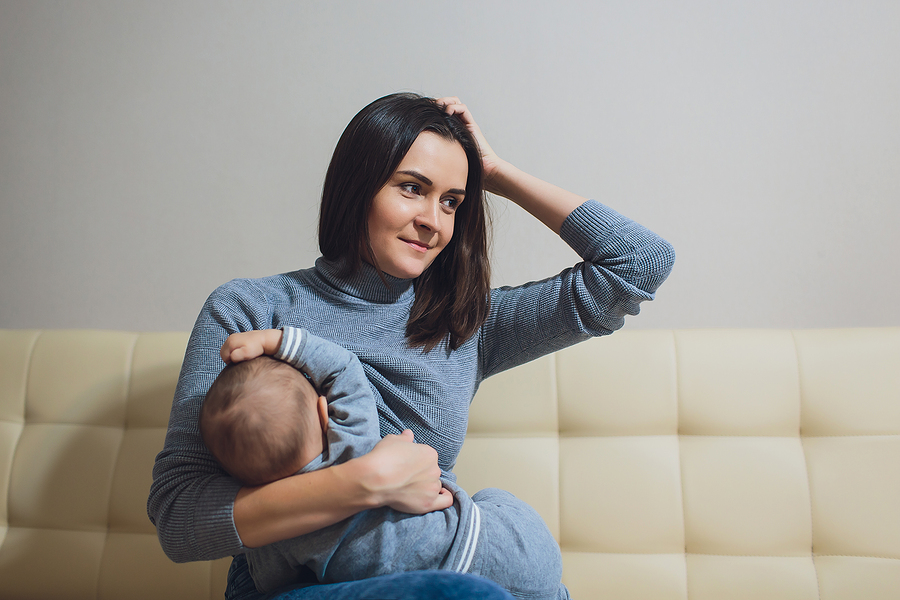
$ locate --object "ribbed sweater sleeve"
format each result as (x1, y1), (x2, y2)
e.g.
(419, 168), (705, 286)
(148, 280), (274, 562)
(478, 199), (675, 379)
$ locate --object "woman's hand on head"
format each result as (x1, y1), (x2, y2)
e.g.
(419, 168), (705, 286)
(437, 97), (504, 190)
(440, 96), (588, 231)
(358, 430), (453, 514)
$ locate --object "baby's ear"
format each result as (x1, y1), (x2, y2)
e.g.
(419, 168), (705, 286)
(316, 396), (329, 433)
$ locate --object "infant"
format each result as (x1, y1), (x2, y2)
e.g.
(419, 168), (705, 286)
(200, 327), (569, 600)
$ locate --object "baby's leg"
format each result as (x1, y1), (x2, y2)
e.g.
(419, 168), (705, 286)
(314, 503), (466, 580)
(467, 488), (571, 600)
(247, 485), (569, 598)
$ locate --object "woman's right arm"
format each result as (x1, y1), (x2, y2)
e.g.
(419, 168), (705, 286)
(148, 280), (451, 562)
(233, 430), (450, 548)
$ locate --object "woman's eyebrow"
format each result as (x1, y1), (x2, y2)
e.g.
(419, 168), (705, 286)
(397, 170), (466, 196)
(397, 170), (433, 185)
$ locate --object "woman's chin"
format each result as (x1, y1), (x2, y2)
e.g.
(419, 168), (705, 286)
(377, 257), (438, 280)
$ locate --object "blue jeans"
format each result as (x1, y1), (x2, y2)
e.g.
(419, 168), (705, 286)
(225, 554), (516, 600)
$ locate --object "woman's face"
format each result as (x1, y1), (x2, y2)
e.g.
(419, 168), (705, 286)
(366, 132), (468, 279)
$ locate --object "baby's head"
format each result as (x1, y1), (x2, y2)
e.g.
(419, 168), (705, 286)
(199, 356), (327, 486)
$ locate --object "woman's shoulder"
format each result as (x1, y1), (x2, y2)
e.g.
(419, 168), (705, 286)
(201, 268), (318, 319)
(211, 267), (314, 297)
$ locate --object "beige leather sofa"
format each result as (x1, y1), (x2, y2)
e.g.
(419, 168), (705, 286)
(1, 328), (898, 599)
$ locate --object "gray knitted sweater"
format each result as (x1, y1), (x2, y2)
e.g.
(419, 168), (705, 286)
(148, 199), (675, 563)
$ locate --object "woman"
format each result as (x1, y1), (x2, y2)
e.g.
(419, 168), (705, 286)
(148, 93), (675, 599)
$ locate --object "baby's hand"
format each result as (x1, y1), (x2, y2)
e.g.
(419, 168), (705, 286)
(220, 329), (283, 364)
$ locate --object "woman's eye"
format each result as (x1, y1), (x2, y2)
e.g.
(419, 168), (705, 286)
(400, 183), (420, 195)
(441, 198), (459, 209)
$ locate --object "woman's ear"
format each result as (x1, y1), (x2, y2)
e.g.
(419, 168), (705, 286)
(316, 396), (329, 433)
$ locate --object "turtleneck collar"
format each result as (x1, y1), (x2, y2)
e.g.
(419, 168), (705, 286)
(315, 257), (415, 304)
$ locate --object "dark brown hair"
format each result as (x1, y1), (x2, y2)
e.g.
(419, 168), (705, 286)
(199, 357), (316, 486)
(318, 93), (491, 351)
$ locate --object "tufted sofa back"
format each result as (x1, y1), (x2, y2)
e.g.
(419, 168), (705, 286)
(457, 329), (900, 599)
(1, 328), (898, 599)
(0, 330), (230, 600)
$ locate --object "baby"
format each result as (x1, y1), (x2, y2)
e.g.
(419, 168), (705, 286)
(200, 327), (569, 600)
(200, 327), (378, 487)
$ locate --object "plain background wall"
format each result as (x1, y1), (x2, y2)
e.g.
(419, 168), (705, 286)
(1, 0), (898, 333)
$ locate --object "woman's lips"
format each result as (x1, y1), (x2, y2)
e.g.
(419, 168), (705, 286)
(402, 239), (430, 253)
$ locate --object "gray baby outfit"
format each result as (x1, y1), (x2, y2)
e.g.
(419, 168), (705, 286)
(249, 326), (565, 599)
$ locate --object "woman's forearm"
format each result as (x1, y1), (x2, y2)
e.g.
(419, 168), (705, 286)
(234, 460), (374, 548)
(435, 98), (588, 235)
(234, 431), (452, 548)
(486, 159), (588, 235)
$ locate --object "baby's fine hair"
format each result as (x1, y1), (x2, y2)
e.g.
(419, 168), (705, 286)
(200, 356), (315, 486)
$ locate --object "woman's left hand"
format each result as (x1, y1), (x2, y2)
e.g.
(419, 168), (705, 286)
(437, 97), (503, 188)
(356, 430), (453, 514)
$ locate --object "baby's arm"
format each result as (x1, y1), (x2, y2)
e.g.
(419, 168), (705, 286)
(275, 327), (382, 469)
(221, 328), (382, 468)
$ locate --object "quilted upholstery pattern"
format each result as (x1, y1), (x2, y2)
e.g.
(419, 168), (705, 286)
(0, 330), (230, 600)
(456, 329), (900, 599)
(1, 328), (898, 599)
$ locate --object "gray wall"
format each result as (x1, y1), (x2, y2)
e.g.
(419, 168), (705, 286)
(2, 0), (898, 332)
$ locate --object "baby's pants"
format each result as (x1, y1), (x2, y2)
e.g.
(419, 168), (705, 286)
(246, 485), (570, 600)
(465, 488), (570, 600)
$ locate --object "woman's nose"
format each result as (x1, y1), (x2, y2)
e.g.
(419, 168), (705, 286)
(415, 199), (441, 232)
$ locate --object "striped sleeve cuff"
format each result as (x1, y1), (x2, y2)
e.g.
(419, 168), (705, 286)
(274, 326), (305, 367)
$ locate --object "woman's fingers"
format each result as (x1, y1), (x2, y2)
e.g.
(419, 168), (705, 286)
(438, 98), (475, 128)
(436, 96), (501, 179)
(436, 97), (471, 123)
(436, 96), (462, 109)
(434, 486), (455, 510)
